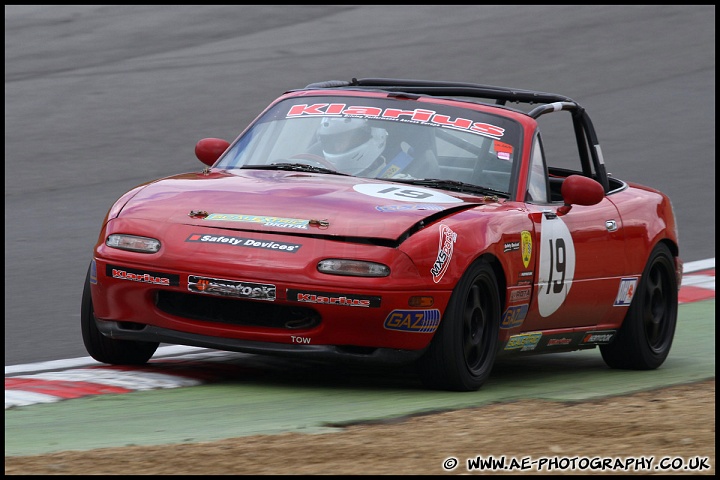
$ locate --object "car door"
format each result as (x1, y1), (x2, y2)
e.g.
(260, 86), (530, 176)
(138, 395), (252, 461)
(518, 130), (630, 332)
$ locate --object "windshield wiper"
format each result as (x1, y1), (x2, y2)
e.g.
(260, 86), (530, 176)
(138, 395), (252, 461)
(243, 163), (348, 176)
(390, 178), (509, 198)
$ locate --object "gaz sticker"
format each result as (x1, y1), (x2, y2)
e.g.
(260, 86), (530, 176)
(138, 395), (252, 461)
(384, 309), (441, 333)
(501, 304), (529, 329)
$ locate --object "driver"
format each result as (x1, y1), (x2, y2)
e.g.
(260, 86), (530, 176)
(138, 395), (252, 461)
(317, 117), (414, 177)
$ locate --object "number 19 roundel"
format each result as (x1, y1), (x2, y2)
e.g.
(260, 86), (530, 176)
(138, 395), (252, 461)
(537, 215), (576, 317)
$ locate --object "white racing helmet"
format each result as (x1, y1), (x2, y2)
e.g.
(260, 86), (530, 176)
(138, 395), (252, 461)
(317, 117), (387, 174)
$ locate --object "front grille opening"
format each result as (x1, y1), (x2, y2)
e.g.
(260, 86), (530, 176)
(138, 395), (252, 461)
(156, 291), (321, 330)
(117, 321), (146, 331)
(336, 345), (377, 356)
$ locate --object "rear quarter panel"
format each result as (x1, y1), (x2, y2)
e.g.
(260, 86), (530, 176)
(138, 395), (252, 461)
(607, 182), (680, 273)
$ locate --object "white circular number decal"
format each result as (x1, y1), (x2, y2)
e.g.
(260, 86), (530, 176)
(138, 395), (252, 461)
(537, 215), (576, 317)
(353, 184), (462, 203)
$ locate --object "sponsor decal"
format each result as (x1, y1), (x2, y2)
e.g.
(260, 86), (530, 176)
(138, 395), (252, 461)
(505, 332), (542, 351)
(521, 230), (532, 268)
(494, 140), (513, 153)
(614, 277), (638, 306)
(353, 184), (462, 204)
(503, 241), (520, 252)
(205, 213), (310, 230)
(580, 330), (616, 345)
(509, 287), (531, 303)
(538, 332), (586, 348)
(494, 140), (513, 160)
(375, 204), (446, 212)
(107, 264), (179, 286)
(384, 309), (441, 333)
(185, 233), (301, 253)
(287, 289), (381, 308)
(431, 224), (457, 283)
(286, 103), (505, 139)
(90, 259), (97, 284)
(519, 271), (533, 277)
(501, 304), (529, 329)
(290, 336), (311, 344)
(188, 275), (276, 301)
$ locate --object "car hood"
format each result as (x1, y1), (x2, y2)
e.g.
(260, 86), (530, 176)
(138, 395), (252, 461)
(117, 169), (484, 239)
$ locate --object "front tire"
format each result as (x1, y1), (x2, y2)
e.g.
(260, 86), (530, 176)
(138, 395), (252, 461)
(81, 263), (158, 365)
(600, 243), (678, 369)
(416, 259), (501, 391)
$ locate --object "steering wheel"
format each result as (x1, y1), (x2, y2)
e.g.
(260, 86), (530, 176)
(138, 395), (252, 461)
(289, 153), (336, 170)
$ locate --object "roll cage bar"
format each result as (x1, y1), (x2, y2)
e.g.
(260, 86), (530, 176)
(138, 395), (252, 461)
(299, 78), (610, 192)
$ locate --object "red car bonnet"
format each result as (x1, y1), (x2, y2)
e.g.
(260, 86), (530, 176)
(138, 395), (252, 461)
(117, 169), (470, 240)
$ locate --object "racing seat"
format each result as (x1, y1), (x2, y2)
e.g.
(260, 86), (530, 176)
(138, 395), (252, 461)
(386, 124), (441, 179)
(402, 145), (441, 179)
(471, 155), (511, 192)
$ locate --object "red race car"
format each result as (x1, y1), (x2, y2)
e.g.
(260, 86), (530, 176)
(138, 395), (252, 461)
(82, 78), (682, 391)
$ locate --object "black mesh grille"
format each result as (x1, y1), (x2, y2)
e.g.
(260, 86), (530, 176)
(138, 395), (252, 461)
(156, 291), (321, 330)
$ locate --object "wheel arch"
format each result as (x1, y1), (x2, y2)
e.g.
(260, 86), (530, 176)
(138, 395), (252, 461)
(478, 252), (507, 308)
(656, 238), (681, 286)
(659, 238), (679, 259)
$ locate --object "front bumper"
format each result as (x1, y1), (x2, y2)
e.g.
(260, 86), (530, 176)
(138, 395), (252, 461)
(96, 320), (426, 365)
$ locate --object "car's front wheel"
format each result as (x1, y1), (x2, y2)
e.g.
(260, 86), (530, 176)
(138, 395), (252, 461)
(600, 243), (678, 370)
(416, 259), (501, 391)
(81, 263), (159, 365)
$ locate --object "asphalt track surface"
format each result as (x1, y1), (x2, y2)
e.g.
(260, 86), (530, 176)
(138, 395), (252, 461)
(4, 5), (716, 458)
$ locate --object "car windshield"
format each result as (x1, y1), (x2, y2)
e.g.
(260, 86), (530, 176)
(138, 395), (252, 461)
(216, 96), (522, 195)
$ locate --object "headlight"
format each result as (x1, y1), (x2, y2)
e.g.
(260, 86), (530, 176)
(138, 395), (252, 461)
(317, 259), (390, 277)
(106, 234), (161, 253)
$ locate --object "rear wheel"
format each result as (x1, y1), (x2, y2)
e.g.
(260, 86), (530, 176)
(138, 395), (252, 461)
(81, 263), (158, 365)
(600, 243), (678, 369)
(416, 259), (501, 391)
